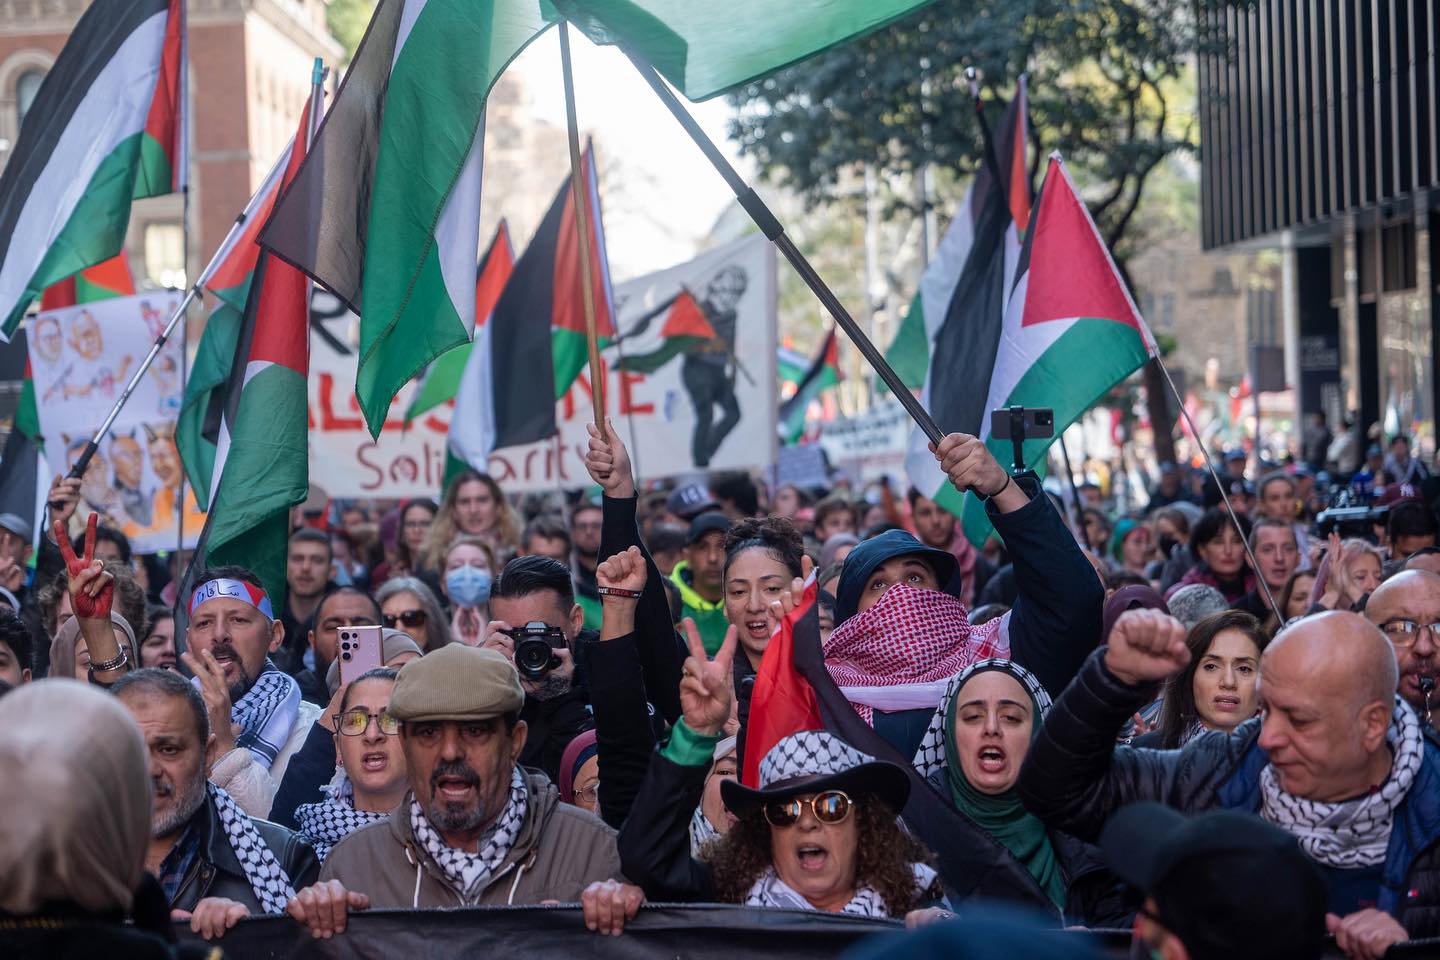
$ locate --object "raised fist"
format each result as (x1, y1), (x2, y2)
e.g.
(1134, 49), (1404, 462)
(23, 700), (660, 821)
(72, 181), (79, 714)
(597, 545), (647, 596)
(1104, 608), (1190, 687)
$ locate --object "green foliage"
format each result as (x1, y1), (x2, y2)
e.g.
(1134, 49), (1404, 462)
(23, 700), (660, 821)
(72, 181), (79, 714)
(327, 0), (375, 63)
(726, 0), (1225, 260)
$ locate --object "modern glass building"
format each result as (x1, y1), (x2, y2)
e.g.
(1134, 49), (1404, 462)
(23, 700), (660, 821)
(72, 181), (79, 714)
(1198, 0), (1437, 458)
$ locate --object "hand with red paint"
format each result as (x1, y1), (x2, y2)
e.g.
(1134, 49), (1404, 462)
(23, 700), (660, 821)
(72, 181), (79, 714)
(57, 513), (114, 621)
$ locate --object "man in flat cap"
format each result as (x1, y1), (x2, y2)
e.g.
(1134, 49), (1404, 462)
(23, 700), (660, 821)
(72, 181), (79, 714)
(286, 644), (622, 937)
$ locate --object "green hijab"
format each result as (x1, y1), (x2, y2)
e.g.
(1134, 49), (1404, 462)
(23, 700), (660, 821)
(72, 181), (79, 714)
(941, 660), (1066, 910)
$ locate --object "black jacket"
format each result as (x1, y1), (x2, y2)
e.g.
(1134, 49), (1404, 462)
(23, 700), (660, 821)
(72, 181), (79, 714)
(518, 678), (595, 786)
(1018, 650), (1440, 935)
(168, 793), (320, 914)
(268, 721), (333, 828)
(586, 629), (663, 828)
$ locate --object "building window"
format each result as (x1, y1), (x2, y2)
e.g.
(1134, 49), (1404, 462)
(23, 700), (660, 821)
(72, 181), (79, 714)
(143, 222), (185, 288)
(15, 68), (44, 130)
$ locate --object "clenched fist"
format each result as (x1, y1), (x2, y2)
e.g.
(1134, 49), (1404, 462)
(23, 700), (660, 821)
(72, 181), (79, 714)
(1104, 608), (1190, 686)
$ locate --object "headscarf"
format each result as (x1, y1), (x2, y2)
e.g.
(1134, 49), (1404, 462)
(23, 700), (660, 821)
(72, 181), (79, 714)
(913, 659), (1065, 909)
(689, 735), (737, 855)
(558, 729), (599, 804)
(1101, 585), (1167, 645)
(47, 612), (137, 681)
(1108, 518), (1142, 561)
(818, 533), (860, 572)
(834, 530), (960, 624)
(0, 680), (150, 915)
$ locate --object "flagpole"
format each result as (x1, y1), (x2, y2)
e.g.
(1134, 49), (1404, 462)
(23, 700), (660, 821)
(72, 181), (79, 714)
(175, 0), (191, 562)
(1157, 357), (1278, 613)
(558, 22), (606, 429)
(965, 67), (1007, 191)
(1056, 431), (1091, 551)
(58, 135), (302, 489)
(623, 51), (943, 447)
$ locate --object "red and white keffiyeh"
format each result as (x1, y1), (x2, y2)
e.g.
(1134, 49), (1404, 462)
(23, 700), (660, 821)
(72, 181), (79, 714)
(824, 582), (1009, 723)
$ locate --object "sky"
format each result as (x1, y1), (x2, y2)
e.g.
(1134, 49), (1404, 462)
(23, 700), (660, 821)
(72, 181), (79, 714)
(510, 28), (755, 281)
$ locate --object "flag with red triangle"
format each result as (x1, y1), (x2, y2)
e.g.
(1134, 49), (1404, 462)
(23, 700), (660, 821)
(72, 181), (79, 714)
(742, 571), (823, 787)
(614, 289), (717, 375)
(183, 101), (314, 606)
(405, 221), (516, 424)
(778, 329), (840, 445)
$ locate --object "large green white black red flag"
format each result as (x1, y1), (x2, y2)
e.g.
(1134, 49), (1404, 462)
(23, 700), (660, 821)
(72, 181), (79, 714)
(0, 0), (183, 336)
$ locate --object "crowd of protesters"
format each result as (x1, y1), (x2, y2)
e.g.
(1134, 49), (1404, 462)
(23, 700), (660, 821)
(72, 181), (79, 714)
(2, 421), (1439, 960)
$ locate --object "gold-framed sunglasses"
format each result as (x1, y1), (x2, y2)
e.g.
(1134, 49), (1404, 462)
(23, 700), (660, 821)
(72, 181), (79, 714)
(763, 790), (853, 827)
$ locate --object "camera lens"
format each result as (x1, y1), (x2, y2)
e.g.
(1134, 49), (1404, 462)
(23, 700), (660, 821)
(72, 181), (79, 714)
(341, 651), (351, 661)
(515, 637), (554, 680)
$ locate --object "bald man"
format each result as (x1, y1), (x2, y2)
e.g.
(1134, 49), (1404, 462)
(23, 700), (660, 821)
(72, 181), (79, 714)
(1404, 549), (1440, 578)
(1367, 570), (1440, 724)
(1019, 609), (1440, 958)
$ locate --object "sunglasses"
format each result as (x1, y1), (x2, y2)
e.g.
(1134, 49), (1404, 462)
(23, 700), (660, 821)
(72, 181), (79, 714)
(383, 609), (427, 629)
(763, 789), (852, 827)
(338, 708), (399, 737)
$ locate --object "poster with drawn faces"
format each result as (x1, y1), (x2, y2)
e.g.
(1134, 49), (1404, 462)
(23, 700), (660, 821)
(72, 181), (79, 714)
(29, 293), (202, 551)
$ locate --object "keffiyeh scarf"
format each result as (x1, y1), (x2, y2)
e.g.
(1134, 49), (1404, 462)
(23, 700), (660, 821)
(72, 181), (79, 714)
(227, 662), (301, 767)
(209, 783), (297, 914)
(295, 776), (389, 862)
(411, 767), (528, 900)
(1261, 699), (1424, 868)
(743, 862), (938, 918)
(826, 583), (1008, 724)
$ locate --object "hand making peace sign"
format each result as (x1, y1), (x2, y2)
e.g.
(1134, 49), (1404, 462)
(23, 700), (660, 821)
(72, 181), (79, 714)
(56, 512), (114, 621)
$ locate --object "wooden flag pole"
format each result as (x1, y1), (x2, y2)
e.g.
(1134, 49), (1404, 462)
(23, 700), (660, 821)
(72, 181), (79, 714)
(558, 22), (605, 428)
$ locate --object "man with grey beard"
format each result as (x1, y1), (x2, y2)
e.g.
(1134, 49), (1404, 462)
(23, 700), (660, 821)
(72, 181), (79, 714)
(113, 669), (318, 940)
(286, 645), (620, 936)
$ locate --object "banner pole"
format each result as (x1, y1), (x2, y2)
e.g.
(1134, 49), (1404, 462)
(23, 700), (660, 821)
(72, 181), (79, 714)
(175, 0), (191, 561)
(623, 51), (943, 447)
(60, 143), (299, 489)
(1056, 431), (1090, 551)
(1157, 357), (1277, 612)
(558, 22), (606, 429)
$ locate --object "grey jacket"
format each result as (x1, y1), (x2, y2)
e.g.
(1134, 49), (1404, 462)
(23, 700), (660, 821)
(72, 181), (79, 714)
(320, 769), (622, 907)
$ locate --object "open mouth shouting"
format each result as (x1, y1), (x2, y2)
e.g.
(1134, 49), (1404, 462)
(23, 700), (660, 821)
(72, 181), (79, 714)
(976, 745), (1007, 774)
(794, 842), (831, 873)
(360, 751), (389, 773)
(743, 618), (770, 642)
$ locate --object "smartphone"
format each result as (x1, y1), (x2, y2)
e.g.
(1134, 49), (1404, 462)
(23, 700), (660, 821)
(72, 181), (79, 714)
(990, 406), (1055, 440)
(337, 624), (385, 685)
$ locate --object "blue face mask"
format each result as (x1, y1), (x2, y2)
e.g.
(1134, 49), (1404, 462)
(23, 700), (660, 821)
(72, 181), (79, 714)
(446, 565), (493, 608)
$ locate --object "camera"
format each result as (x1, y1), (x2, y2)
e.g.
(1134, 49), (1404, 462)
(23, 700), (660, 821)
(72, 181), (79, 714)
(505, 621), (567, 681)
(1315, 488), (1387, 539)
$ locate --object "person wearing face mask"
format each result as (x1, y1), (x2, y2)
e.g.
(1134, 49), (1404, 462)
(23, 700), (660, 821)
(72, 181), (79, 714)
(441, 537), (496, 646)
(481, 555), (596, 784)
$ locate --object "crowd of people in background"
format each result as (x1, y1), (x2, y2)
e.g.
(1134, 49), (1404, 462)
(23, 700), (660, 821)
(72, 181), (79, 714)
(2, 422), (1440, 960)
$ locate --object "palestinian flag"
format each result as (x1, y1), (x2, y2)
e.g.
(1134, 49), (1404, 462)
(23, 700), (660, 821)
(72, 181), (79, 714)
(542, 144), (617, 397)
(405, 221), (515, 424)
(564, 0), (935, 101)
(0, 0), (184, 336)
(39, 251), (138, 310)
(447, 153), (621, 477)
(258, 0), (554, 437)
(742, 571), (822, 786)
(184, 103), (314, 606)
(886, 77), (1029, 393)
(177, 140), (293, 510)
(777, 329), (839, 445)
(614, 290), (715, 375)
(916, 154), (1156, 546)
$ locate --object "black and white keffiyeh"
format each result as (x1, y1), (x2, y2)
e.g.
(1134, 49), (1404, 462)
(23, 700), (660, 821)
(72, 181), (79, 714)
(295, 776), (389, 862)
(689, 805), (720, 856)
(209, 783), (297, 914)
(411, 766), (528, 899)
(1261, 699), (1424, 868)
(227, 662), (301, 766)
(743, 862), (938, 918)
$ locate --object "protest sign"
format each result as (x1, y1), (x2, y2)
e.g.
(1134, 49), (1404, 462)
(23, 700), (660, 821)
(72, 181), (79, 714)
(817, 399), (913, 487)
(488, 234), (777, 492)
(28, 293), (204, 551)
(308, 291), (454, 498)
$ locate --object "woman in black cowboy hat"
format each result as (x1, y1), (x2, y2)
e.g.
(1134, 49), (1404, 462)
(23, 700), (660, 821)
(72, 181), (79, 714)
(581, 624), (942, 933)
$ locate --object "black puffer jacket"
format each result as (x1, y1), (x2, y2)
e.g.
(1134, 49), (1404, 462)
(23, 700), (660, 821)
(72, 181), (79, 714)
(1018, 649), (1440, 935)
(169, 793), (319, 914)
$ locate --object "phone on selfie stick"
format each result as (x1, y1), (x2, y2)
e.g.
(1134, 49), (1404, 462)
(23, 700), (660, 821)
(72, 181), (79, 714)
(990, 406), (1055, 474)
(337, 625), (385, 685)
